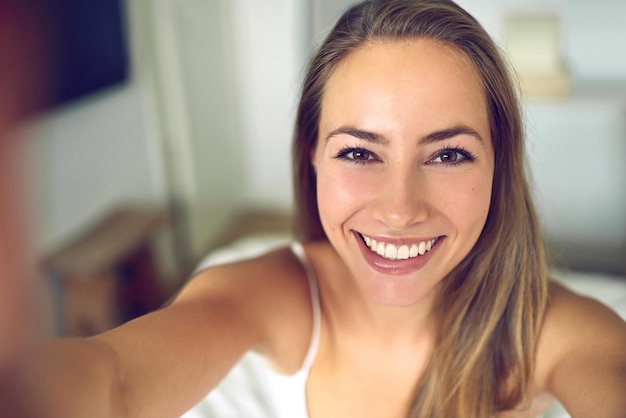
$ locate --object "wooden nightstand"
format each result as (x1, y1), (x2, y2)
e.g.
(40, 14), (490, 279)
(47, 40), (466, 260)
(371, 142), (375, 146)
(43, 206), (169, 336)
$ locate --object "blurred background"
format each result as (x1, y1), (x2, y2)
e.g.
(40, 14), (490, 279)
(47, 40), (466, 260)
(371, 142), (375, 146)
(4, 0), (625, 337)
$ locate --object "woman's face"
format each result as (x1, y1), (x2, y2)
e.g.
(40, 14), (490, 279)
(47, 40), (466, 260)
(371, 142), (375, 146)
(313, 39), (494, 307)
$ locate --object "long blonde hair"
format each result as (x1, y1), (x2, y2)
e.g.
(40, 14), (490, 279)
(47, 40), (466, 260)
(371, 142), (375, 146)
(292, 0), (549, 416)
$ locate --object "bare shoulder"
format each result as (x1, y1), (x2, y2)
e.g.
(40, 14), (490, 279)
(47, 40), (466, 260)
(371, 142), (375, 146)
(536, 281), (626, 416)
(540, 281), (626, 357)
(175, 245), (308, 306)
(174, 245), (315, 372)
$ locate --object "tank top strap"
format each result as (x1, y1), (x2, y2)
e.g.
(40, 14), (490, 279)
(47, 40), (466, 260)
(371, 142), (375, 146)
(290, 242), (321, 372)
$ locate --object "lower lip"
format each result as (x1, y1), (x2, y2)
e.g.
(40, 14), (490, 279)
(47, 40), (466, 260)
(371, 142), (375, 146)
(354, 232), (443, 275)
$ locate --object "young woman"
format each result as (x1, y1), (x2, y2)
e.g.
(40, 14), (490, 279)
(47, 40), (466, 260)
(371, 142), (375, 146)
(3, 1), (625, 417)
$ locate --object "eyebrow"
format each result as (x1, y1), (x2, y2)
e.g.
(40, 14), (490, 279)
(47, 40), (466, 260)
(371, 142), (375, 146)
(421, 126), (484, 144)
(325, 125), (484, 145)
(325, 127), (389, 144)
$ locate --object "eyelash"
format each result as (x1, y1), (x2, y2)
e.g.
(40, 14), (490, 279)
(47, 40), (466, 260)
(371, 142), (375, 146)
(334, 145), (476, 166)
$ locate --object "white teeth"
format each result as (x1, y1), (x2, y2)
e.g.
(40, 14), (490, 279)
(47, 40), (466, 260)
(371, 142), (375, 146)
(384, 244), (397, 259)
(376, 242), (385, 256)
(397, 245), (409, 260)
(360, 234), (438, 261)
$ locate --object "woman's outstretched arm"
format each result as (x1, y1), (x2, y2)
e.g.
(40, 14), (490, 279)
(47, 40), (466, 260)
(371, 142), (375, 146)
(0, 252), (302, 418)
(1, 336), (126, 418)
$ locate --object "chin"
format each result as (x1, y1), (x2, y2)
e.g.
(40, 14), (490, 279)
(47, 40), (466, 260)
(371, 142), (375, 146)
(356, 266), (442, 308)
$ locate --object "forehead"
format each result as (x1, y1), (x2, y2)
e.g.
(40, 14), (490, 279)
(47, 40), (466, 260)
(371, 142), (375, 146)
(319, 39), (490, 142)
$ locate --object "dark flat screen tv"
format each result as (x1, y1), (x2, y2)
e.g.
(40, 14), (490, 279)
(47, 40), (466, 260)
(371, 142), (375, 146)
(37, 0), (130, 110)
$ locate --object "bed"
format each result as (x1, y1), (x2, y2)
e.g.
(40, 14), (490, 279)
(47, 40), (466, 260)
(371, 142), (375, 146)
(182, 234), (626, 418)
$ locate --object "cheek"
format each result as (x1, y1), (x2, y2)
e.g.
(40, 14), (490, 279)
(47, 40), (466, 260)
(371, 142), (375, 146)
(316, 167), (372, 226)
(439, 172), (493, 233)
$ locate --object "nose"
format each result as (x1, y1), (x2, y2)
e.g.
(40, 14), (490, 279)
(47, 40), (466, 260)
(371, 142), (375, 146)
(372, 166), (430, 230)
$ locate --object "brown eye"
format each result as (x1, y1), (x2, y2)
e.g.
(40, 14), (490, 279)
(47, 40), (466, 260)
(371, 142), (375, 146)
(352, 150), (372, 160)
(336, 147), (377, 163)
(429, 148), (475, 165)
(439, 151), (459, 163)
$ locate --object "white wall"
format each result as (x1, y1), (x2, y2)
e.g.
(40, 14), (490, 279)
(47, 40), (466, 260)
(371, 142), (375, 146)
(525, 94), (626, 271)
(22, 76), (164, 257)
(231, 0), (310, 209)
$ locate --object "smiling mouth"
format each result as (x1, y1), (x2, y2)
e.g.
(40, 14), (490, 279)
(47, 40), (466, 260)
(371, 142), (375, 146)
(359, 233), (440, 261)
